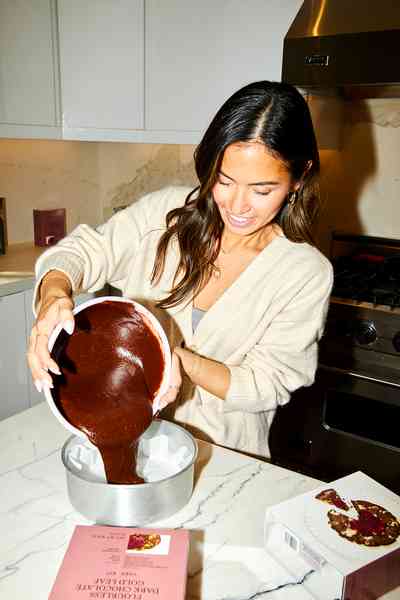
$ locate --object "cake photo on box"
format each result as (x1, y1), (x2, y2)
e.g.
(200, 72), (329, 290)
(125, 532), (173, 555)
(303, 475), (400, 563)
(264, 472), (400, 600)
(315, 488), (400, 547)
(127, 533), (161, 551)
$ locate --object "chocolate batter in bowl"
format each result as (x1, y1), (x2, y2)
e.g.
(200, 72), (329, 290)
(45, 296), (171, 484)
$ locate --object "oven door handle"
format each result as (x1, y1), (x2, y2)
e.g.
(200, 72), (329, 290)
(318, 364), (400, 387)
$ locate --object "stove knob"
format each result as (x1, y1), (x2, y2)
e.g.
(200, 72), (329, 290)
(354, 320), (377, 345)
(393, 332), (400, 352)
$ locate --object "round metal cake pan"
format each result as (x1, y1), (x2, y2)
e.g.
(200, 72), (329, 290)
(62, 419), (197, 526)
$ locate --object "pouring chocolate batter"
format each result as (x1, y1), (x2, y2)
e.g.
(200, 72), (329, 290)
(50, 301), (165, 484)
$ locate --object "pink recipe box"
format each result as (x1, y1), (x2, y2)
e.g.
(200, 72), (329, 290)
(49, 525), (189, 600)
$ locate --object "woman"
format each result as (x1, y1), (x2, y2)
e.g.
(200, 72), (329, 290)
(28, 81), (333, 458)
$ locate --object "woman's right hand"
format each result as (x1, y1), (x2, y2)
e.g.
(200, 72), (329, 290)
(27, 271), (75, 393)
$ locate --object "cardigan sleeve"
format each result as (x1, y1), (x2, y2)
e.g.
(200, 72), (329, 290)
(32, 187), (184, 313)
(223, 259), (333, 414)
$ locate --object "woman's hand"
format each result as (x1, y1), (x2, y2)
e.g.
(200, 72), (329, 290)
(27, 271), (74, 393)
(157, 350), (183, 410)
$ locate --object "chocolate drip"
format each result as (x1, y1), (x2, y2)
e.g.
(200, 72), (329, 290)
(51, 301), (164, 484)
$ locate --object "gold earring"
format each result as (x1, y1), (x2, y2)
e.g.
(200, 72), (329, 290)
(288, 190), (298, 205)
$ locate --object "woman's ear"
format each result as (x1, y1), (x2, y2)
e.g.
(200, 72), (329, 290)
(293, 160), (313, 191)
(304, 160), (313, 176)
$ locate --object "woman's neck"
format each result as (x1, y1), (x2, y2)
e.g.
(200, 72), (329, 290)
(221, 223), (280, 255)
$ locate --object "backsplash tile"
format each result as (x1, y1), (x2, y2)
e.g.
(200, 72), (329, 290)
(0, 140), (196, 244)
(0, 139), (102, 243)
(0, 98), (399, 254)
(317, 98), (400, 254)
(100, 144), (197, 219)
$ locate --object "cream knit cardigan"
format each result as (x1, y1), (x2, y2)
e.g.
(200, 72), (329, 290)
(34, 186), (333, 458)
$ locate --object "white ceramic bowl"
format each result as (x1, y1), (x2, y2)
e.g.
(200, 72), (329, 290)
(45, 295), (171, 440)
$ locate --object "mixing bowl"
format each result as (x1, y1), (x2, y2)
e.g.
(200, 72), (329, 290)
(44, 295), (171, 439)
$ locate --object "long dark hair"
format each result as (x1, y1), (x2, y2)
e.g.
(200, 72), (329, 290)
(152, 81), (320, 308)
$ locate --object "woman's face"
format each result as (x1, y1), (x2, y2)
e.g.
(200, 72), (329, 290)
(212, 141), (297, 238)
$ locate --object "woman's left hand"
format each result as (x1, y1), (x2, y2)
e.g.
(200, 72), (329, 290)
(157, 350), (183, 410)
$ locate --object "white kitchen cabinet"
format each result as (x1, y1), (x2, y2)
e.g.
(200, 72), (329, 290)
(58, 0), (144, 140)
(145, 0), (302, 142)
(0, 0), (302, 143)
(0, 0), (61, 139)
(0, 292), (30, 420)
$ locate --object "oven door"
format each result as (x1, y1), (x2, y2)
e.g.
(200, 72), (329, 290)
(269, 365), (400, 493)
(309, 365), (400, 493)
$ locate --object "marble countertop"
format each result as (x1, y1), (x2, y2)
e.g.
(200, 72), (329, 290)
(0, 402), (398, 600)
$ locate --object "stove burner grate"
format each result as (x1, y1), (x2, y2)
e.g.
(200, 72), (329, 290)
(332, 253), (400, 307)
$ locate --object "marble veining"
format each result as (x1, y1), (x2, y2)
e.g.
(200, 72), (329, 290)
(107, 145), (197, 212)
(0, 402), (398, 600)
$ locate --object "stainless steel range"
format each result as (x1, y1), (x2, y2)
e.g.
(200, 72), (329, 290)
(270, 233), (400, 494)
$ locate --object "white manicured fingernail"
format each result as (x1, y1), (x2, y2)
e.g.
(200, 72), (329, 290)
(49, 365), (61, 376)
(34, 380), (42, 394)
(63, 320), (74, 335)
(42, 379), (54, 390)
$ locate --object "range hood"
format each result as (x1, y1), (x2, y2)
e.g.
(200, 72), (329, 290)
(282, 0), (400, 97)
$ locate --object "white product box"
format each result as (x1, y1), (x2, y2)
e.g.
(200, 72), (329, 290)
(264, 472), (400, 600)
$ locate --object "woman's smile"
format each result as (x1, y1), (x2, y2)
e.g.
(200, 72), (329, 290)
(225, 211), (255, 229)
